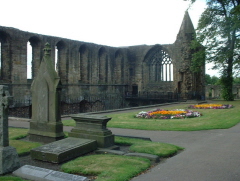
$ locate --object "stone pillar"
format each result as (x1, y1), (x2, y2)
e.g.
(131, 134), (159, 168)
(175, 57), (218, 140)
(0, 85), (20, 175)
(29, 43), (65, 143)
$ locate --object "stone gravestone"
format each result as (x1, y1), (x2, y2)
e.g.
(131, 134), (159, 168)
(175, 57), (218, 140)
(29, 43), (65, 143)
(0, 85), (20, 175)
(13, 165), (88, 181)
(69, 115), (116, 148)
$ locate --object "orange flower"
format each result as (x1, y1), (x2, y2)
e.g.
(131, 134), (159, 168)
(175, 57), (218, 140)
(149, 110), (186, 116)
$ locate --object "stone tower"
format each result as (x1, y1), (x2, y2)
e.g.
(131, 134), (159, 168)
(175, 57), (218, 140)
(174, 11), (205, 98)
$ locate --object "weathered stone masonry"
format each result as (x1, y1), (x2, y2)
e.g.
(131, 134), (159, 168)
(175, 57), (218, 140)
(0, 12), (205, 103)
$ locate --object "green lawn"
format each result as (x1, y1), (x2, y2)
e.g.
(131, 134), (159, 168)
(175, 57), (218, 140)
(61, 136), (183, 181)
(62, 101), (239, 131)
(9, 128), (42, 156)
(115, 136), (183, 157)
(0, 128), (41, 181)
(106, 100), (240, 131)
(61, 154), (151, 181)
(0, 176), (27, 181)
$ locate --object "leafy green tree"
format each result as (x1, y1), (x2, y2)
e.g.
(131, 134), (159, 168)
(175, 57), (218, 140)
(212, 75), (221, 85)
(205, 74), (220, 84)
(233, 76), (240, 84)
(205, 74), (212, 84)
(190, 0), (240, 100)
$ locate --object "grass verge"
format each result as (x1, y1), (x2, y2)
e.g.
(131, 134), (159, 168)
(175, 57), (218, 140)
(61, 154), (151, 181)
(115, 136), (183, 157)
(10, 140), (41, 156)
(0, 176), (27, 181)
(62, 119), (75, 127)
(9, 127), (41, 156)
(9, 128), (29, 140)
(106, 100), (240, 131)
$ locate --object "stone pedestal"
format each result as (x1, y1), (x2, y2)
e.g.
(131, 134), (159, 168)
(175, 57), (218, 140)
(69, 115), (114, 148)
(0, 146), (20, 175)
(29, 122), (65, 143)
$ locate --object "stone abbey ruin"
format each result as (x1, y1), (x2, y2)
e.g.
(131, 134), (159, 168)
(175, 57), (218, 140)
(0, 12), (205, 112)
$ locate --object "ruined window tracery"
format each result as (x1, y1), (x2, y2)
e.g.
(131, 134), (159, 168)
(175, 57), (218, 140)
(148, 49), (173, 82)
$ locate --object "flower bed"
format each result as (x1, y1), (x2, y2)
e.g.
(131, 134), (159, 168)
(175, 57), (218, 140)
(135, 109), (202, 119)
(188, 104), (233, 109)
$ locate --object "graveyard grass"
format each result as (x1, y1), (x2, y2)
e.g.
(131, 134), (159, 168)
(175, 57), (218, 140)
(9, 128), (41, 156)
(61, 154), (151, 181)
(0, 128), (40, 181)
(115, 136), (183, 157)
(106, 101), (240, 131)
(61, 136), (183, 181)
(0, 176), (27, 181)
(4, 128), (183, 181)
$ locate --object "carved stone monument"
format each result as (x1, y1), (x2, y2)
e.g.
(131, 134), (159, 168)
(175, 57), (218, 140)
(29, 43), (65, 143)
(69, 115), (115, 148)
(0, 85), (20, 175)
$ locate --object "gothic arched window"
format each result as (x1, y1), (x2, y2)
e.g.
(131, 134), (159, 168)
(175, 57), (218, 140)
(148, 49), (173, 82)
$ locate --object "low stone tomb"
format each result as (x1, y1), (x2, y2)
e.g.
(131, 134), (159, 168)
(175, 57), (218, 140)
(13, 165), (88, 181)
(69, 115), (115, 148)
(31, 137), (97, 163)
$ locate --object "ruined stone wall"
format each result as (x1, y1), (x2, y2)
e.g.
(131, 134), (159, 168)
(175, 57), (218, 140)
(0, 11), (205, 102)
(205, 85), (240, 99)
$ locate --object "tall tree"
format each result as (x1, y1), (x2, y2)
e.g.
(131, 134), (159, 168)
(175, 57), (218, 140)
(190, 0), (240, 100)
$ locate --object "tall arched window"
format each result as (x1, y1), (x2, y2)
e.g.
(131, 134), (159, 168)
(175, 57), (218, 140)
(27, 41), (32, 79)
(147, 49), (173, 82)
(55, 46), (58, 71)
(79, 44), (89, 83)
(98, 47), (108, 83)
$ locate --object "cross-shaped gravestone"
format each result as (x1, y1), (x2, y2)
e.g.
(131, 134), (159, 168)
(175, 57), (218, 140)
(0, 85), (20, 175)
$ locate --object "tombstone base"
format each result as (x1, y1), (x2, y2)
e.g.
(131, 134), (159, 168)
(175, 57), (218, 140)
(28, 134), (65, 144)
(31, 137), (97, 163)
(69, 131), (114, 148)
(70, 115), (115, 148)
(0, 146), (20, 175)
(29, 121), (65, 144)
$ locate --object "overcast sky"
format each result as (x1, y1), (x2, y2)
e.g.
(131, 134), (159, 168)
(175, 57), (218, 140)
(1, 0), (219, 76)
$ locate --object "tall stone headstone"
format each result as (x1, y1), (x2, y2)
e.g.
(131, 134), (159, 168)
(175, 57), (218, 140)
(0, 85), (20, 175)
(29, 43), (65, 143)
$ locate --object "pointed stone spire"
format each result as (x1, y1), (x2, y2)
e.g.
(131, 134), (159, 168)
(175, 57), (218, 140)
(177, 11), (195, 40)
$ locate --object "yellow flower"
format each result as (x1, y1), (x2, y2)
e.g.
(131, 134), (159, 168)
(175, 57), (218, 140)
(149, 110), (186, 116)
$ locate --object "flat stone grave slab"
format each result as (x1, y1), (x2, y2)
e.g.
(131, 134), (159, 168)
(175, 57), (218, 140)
(31, 137), (97, 163)
(13, 165), (88, 181)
